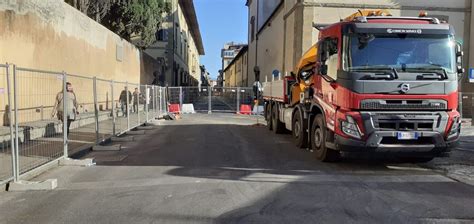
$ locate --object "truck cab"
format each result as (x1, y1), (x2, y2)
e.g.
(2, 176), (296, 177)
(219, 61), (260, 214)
(263, 11), (463, 162)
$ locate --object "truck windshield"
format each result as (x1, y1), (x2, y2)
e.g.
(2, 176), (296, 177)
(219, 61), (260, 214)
(346, 34), (456, 73)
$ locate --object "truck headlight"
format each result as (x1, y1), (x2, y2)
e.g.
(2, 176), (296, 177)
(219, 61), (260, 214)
(340, 115), (362, 139)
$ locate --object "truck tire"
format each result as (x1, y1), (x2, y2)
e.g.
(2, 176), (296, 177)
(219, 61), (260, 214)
(311, 114), (340, 162)
(272, 103), (285, 134)
(292, 111), (308, 148)
(266, 102), (273, 131)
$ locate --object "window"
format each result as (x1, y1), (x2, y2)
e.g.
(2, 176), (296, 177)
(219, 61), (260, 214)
(346, 34), (456, 73)
(250, 16), (255, 42)
(222, 50), (234, 57)
(175, 27), (179, 49)
(192, 54), (196, 72)
(257, 0), (283, 30)
(319, 38), (339, 80)
(156, 29), (168, 41)
(180, 32), (184, 56)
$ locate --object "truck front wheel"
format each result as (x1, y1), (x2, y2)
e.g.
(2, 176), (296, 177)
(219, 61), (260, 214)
(292, 111), (308, 148)
(311, 114), (340, 162)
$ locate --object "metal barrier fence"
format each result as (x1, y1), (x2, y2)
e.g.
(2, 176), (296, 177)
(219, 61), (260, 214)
(167, 86), (254, 114)
(0, 64), (166, 185)
(0, 64), (13, 184)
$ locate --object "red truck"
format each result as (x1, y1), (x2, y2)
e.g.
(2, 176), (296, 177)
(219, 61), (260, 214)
(263, 10), (464, 162)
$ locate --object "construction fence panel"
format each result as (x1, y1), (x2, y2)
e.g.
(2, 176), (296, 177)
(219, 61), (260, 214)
(113, 82), (129, 135)
(14, 67), (65, 175)
(96, 79), (114, 142)
(66, 74), (97, 153)
(211, 87), (238, 113)
(129, 83), (141, 129)
(139, 84), (150, 122)
(0, 64), (14, 184)
(157, 86), (166, 115)
(238, 87), (255, 113)
(168, 87), (180, 104)
(182, 86), (208, 113)
(167, 87), (181, 113)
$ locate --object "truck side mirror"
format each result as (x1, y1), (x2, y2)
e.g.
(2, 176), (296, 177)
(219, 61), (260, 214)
(455, 42), (463, 62)
(455, 42), (464, 76)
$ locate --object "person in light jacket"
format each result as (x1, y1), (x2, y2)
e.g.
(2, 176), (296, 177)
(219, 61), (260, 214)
(52, 82), (79, 137)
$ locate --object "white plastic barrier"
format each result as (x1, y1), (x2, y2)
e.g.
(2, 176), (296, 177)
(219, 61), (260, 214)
(182, 104), (196, 114)
(252, 106), (264, 115)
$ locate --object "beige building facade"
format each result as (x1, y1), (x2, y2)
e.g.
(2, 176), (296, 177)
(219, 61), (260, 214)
(223, 46), (249, 87)
(246, 0), (472, 90)
(145, 0), (204, 87)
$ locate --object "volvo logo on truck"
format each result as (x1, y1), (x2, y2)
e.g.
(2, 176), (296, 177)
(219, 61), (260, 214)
(400, 83), (410, 93)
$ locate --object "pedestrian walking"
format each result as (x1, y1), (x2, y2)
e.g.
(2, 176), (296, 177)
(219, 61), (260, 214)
(252, 66), (263, 112)
(51, 82), (79, 137)
(119, 86), (132, 117)
(133, 88), (141, 113)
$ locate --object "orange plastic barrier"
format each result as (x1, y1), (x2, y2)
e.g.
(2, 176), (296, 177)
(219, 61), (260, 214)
(239, 104), (252, 115)
(169, 104), (181, 114)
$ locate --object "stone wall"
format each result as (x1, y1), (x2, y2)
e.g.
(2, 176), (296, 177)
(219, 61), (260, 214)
(0, 0), (159, 125)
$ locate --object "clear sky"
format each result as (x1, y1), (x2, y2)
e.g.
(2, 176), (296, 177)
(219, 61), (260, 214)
(194, 0), (248, 79)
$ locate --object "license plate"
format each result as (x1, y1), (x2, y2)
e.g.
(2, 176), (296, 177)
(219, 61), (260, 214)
(397, 132), (419, 140)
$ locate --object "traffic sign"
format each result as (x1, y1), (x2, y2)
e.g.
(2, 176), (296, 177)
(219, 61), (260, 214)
(469, 68), (474, 83)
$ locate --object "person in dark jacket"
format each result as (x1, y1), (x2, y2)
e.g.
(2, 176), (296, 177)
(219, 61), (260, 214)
(119, 87), (132, 117)
(133, 88), (142, 113)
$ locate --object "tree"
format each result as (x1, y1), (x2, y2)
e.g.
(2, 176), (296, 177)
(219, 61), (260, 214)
(66, 0), (170, 49)
(65, 0), (112, 22)
(88, 0), (115, 22)
(65, 0), (90, 14)
(101, 0), (171, 49)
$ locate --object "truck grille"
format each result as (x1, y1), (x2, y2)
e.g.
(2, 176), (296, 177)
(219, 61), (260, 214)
(373, 113), (439, 131)
(361, 99), (447, 110)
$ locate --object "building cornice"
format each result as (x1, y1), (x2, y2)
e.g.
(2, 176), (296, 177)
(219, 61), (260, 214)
(179, 0), (205, 55)
(223, 46), (248, 73)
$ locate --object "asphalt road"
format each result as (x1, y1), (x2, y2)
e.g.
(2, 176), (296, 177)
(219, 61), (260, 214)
(1, 114), (474, 224)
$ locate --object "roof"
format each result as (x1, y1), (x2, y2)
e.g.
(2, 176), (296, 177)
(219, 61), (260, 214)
(223, 45), (248, 72)
(179, 0), (205, 55)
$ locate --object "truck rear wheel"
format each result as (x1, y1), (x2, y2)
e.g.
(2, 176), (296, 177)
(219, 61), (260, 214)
(272, 103), (285, 134)
(266, 102), (273, 131)
(311, 114), (340, 162)
(292, 111), (308, 148)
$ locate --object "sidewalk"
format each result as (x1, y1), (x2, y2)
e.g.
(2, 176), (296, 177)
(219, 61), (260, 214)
(0, 109), (158, 182)
(423, 120), (474, 185)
